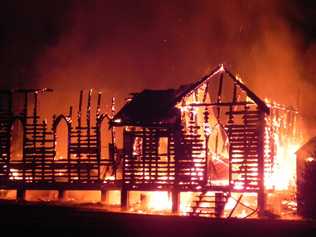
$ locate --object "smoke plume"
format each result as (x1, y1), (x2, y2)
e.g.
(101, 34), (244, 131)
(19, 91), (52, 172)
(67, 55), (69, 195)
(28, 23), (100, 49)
(2, 0), (316, 138)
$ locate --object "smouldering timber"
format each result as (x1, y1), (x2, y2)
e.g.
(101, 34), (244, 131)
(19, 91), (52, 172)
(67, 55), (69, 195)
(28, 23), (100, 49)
(0, 65), (303, 219)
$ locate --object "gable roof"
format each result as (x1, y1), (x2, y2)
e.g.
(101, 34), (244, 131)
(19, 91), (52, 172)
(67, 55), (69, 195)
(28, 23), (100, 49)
(111, 86), (191, 126)
(111, 64), (269, 127)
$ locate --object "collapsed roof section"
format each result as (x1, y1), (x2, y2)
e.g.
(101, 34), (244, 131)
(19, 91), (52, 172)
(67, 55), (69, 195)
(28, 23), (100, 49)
(111, 64), (269, 127)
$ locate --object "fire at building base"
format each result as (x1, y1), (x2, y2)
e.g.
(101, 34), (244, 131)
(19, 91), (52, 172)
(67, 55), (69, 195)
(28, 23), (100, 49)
(0, 65), (307, 219)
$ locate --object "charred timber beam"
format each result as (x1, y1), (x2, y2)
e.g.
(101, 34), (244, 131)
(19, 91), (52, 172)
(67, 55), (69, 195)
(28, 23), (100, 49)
(110, 121), (177, 128)
(174, 64), (224, 102)
(257, 110), (266, 216)
(186, 101), (254, 107)
(120, 188), (128, 210)
(224, 69), (269, 114)
(215, 192), (226, 218)
(58, 189), (65, 201)
(17, 188), (25, 202)
(14, 88), (53, 93)
(101, 188), (108, 203)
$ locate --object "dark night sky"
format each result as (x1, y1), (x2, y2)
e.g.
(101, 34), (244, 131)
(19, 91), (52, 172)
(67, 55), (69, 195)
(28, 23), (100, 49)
(1, 0), (316, 133)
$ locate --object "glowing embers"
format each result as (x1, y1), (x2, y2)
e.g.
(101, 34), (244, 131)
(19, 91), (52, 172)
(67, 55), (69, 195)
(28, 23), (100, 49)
(112, 118), (122, 124)
(132, 136), (143, 156)
(9, 168), (23, 181)
(128, 191), (172, 213)
(125, 190), (257, 218)
(103, 175), (115, 183)
(182, 191), (258, 218)
(124, 190), (258, 218)
(305, 157), (315, 162)
(188, 191), (229, 218)
(266, 191), (298, 218)
(224, 193), (258, 218)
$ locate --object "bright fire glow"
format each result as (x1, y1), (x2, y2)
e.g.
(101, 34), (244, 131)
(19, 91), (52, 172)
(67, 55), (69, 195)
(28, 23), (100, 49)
(265, 143), (299, 190)
(146, 192), (172, 210)
(305, 157), (314, 162)
(264, 99), (301, 191)
(3, 84), (303, 220)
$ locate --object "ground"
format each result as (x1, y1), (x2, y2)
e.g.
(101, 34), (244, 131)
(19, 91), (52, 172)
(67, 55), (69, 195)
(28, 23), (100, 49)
(0, 200), (315, 237)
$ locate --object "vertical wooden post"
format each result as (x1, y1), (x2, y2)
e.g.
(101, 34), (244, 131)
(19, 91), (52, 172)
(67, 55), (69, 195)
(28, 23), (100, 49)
(204, 135), (209, 184)
(22, 92), (28, 182)
(96, 93), (102, 180)
(77, 91), (83, 182)
(215, 192), (225, 218)
(171, 190), (180, 213)
(228, 105), (233, 186)
(257, 110), (266, 216)
(87, 90), (92, 181)
(32, 92), (38, 181)
(101, 188), (108, 204)
(6, 91), (13, 175)
(67, 106), (72, 182)
(52, 115), (56, 183)
(58, 190), (65, 201)
(17, 188), (25, 202)
(121, 188), (128, 210)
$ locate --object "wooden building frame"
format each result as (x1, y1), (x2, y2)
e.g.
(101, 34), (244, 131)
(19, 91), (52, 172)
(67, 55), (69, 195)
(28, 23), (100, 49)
(0, 65), (284, 218)
(111, 64), (270, 215)
(0, 89), (116, 201)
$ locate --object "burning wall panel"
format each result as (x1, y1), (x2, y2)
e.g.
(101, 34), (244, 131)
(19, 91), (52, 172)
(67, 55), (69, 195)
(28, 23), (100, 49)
(0, 89), (114, 187)
(122, 127), (176, 188)
(0, 91), (13, 181)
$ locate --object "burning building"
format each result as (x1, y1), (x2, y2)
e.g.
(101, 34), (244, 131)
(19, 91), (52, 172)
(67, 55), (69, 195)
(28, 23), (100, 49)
(110, 64), (300, 218)
(0, 64), (300, 219)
